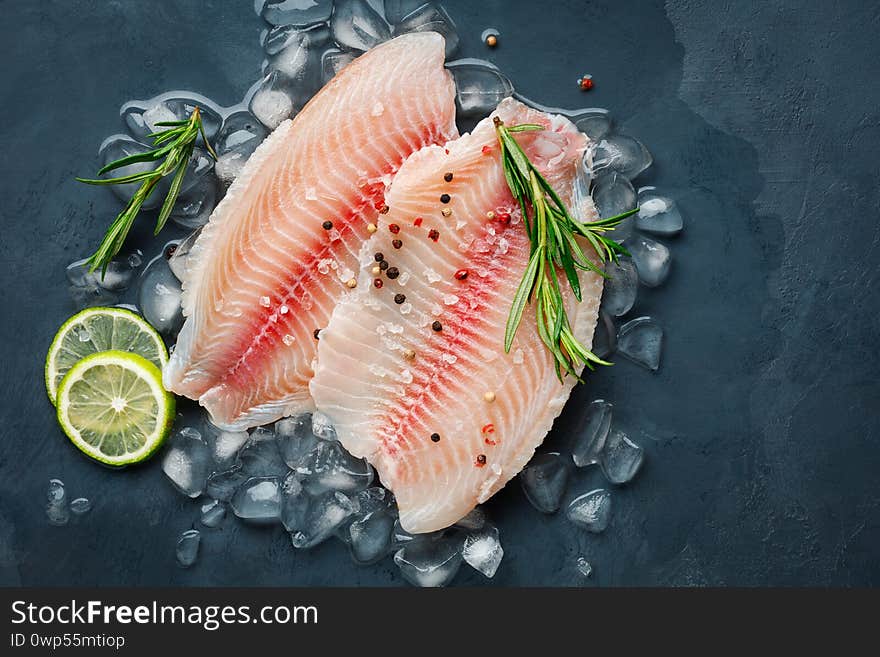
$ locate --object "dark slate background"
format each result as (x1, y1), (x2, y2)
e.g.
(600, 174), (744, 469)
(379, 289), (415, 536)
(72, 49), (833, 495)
(0, 0), (877, 586)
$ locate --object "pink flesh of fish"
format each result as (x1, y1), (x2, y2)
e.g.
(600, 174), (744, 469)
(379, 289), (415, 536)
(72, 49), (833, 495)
(163, 33), (458, 430)
(311, 98), (602, 533)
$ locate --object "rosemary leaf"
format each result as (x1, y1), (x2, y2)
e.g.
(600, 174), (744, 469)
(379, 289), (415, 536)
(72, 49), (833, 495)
(78, 107), (216, 275)
(494, 117), (638, 381)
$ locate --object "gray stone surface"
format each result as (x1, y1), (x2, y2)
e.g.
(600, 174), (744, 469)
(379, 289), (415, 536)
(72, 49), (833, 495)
(0, 0), (876, 586)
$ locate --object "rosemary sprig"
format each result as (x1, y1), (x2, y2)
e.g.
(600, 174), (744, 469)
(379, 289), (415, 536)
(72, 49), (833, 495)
(77, 107), (217, 275)
(494, 117), (638, 382)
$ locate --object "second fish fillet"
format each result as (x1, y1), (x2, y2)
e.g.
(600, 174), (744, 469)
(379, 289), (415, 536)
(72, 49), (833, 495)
(311, 99), (603, 533)
(163, 33), (458, 430)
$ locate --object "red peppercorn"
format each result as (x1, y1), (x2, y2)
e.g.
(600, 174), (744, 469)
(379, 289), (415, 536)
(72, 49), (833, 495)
(413, 217), (423, 227)
(427, 229), (440, 242)
(374, 279), (383, 289)
(379, 205), (390, 214)
(579, 76), (594, 91)
(481, 145), (491, 155)
(454, 269), (469, 281)
(389, 223), (400, 234)
(475, 454), (487, 467)
(482, 423), (495, 434)
(494, 209), (511, 224)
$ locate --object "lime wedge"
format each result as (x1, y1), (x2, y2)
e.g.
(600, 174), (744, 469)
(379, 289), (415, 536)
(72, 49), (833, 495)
(45, 306), (167, 405)
(55, 350), (175, 467)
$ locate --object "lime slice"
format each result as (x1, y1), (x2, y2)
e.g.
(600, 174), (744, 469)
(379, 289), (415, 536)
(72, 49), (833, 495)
(45, 306), (167, 405)
(55, 350), (175, 467)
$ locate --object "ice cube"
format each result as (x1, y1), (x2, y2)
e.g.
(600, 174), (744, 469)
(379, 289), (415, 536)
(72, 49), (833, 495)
(66, 254), (140, 293)
(331, 0), (390, 52)
(455, 506), (487, 531)
(591, 311), (617, 360)
(290, 491), (359, 548)
(249, 72), (296, 130)
(295, 440), (373, 495)
(617, 316), (663, 371)
(263, 22), (327, 54)
(161, 427), (213, 498)
(311, 410), (337, 440)
(200, 500), (227, 528)
(153, 95), (223, 139)
(231, 476), (283, 523)
(393, 534), (463, 587)
(202, 414), (250, 471)
(591, 171), (637, 242)
(519, 452), (570, 514)
(349, 510), (396, 563)
(175, 529), (200, 568)
(167, 229), (201, 282)
(264, 24), (326, 90)
(206, 466), (250, 502)
(600, 429), (644, 484)
(214, 151), (246, 186)
(170, 148), (218, 230)
(572, 399), (613, 467)
(69, 497), (92, 515)
(321, 47), (357, 83)
(123, 101), (174, 139)
(601, 257), (638, 317)
(572, 108), (613, 141)
(203, 424), (248, 469)
(566, 489), (612, 532)
(275, 414), (321, 469)
(46, 479), (69, 526)
(97, 135), (168, 211)
(280, 472), (310, 532)
(588, 134), (653, 180)
(263, 32), (310, 80)
(392, 3), (459, 57)
(216, 110), (268, 164)
(462, 525), (503, 578)
(391, 518), (415, 546)
(139, 252), (184, 336)
(261, 0), (333, 27)
(446, 59), (514, 118)
(348, 488), (396, 564)
(628, 236), (671, 287)
(636, 187), (684, 236)
(238, 427), (289, 477)
(383, 0), (424, 23)
(576, 556), (593, 578)
(121, 93), (223, 142)
(69, 285), (118, 310)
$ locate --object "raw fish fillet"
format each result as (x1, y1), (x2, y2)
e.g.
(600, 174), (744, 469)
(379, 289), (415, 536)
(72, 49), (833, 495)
(164, 33), (458, 429)
(311, 98), (602, 533)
